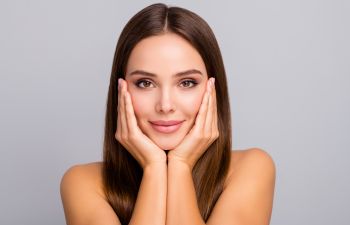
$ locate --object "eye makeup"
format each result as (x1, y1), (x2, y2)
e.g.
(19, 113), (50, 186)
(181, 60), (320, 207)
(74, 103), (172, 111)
(134, 78), (199, 89)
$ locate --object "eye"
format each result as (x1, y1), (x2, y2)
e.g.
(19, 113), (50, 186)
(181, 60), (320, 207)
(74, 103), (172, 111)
(135, 79), (154, 89)
(180, 79), (198, 88)
(134, 78), (198, 89)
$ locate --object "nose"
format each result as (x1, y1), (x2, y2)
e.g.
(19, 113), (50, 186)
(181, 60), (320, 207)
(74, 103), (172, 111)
(155, 88), (176, 114)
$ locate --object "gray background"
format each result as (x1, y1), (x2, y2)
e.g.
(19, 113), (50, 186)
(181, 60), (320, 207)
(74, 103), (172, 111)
(1, 0), (349, 224)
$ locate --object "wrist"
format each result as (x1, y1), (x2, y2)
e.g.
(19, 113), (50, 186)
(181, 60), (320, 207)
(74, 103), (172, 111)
(143, 160), (167, 171)
(167, 156), (193, 171)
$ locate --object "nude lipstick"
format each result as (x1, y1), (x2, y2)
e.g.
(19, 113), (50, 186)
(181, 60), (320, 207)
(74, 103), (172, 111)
(149, 120), (184, 134)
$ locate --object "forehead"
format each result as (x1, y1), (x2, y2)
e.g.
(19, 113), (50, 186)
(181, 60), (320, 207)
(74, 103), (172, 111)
(125, 33), (207, 78)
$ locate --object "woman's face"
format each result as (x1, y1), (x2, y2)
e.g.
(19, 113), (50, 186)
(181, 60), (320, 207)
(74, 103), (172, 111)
(125, 33), (209, 150)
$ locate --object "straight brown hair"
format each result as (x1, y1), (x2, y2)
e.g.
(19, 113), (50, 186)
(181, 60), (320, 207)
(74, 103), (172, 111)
(102, 3), (232, 225)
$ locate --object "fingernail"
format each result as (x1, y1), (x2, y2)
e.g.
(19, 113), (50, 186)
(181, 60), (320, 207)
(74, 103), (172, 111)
(212, 78), (215, 86)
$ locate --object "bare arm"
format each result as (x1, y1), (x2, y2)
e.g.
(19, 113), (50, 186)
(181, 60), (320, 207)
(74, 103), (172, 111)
(206, 149), (276, 225)
(60, 164), (122, 225)
(60, 162), (167, 225)
(128, 163), (167, 225)
(166, 159), (205, 225)
(166, 149), (276, 225)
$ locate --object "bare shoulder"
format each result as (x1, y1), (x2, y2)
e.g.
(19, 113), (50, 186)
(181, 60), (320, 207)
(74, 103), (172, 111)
(60, 162), (121, 225)
(225, 148), (276, 186)
(232, 148), (275, 166)
(61, 161), (105, 196)
(207, 148), (276, 225)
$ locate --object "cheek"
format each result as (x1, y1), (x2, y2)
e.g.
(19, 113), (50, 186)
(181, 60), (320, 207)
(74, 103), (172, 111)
(129, 92), (150, 119)
(181, 92), (204, 117)
(128, 88), (206, 120)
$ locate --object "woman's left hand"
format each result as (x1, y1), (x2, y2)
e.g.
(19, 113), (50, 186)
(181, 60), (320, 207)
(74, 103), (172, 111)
(167, 77), (219, 170)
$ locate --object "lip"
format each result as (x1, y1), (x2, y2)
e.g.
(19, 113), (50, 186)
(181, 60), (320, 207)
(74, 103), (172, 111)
(150, 120), (184, 126)
(149, 120), (184, 133)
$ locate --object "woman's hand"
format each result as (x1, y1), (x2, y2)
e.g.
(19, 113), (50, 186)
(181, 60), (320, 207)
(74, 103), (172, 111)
(115, 78), (167, 169)
(167, 77), (219, 170)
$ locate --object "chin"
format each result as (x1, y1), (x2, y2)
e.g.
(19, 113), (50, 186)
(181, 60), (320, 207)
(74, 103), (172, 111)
(153, 140), (180, 151)
(146, 132), (187, 150)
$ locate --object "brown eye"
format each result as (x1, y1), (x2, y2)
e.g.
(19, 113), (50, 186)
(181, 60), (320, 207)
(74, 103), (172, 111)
(180, 79), (198, 88)
(135, 79), (153, 89)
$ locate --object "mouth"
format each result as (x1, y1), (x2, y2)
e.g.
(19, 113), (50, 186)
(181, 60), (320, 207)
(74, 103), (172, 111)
(149, 121), (184, 134)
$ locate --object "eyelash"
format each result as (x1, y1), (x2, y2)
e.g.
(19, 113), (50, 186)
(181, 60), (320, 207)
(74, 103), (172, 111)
(134, 79), (198, 89)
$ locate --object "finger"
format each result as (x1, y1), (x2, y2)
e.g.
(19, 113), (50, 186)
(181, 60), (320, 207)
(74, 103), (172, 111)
(193, 78), (211, 133)
(124, 84), (138, 136)
(212, 79), (218, 138)
(117, 78), (122, 140)
(120, 79), (129, 136)
(205, 79), (214, 137)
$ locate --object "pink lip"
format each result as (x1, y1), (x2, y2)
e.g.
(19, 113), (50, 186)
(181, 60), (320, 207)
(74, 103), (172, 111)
(150, 120), (184, 126)
(149, 120), (184, 133)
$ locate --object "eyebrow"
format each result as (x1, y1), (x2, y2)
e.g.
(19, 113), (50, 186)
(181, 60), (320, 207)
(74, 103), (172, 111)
(127, 69), (203, 78)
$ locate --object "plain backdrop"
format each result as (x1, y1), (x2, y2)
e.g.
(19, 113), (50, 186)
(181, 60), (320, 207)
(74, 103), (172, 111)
(0, 0), (349, 224)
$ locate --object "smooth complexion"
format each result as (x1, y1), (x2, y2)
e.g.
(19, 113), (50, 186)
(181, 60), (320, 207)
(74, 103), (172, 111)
(125, 32), (209, 151)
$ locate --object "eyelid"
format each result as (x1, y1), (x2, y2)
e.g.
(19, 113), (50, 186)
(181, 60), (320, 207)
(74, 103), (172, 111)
(135, 78), (198, 89)
(135, 79), (155, 88)
(179, 79), (198, 87)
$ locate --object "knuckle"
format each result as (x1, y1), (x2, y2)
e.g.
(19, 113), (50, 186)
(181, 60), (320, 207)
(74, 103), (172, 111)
(115, 132), (120, 141)
(202, 130), (211, 139)
(121, 133), (128, 141)
(193, 133), (202, 141)
(129, 132), (138, 142)
(203, 133), (211, 140)
(215, 130), (220, 138)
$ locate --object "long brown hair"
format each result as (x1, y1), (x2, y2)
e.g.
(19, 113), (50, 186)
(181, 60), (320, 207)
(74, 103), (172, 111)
(102, 3), (232, 225)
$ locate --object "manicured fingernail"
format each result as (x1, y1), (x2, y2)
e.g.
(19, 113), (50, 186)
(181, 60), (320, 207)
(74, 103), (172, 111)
(212, 78), (215, 86)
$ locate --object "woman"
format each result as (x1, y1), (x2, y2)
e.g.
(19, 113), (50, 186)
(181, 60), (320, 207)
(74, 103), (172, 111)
(60, 3), (276, 225)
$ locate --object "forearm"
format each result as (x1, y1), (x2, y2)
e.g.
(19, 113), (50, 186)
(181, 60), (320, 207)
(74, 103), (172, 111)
(129, 163), (167, 225)
(166, 160), (205, 225)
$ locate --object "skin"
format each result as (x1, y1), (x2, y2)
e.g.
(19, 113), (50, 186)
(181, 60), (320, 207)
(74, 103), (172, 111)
(60, 33), (275, 225)
(117, 32), (218, 170)
(125, 32), (211, 151)
(60, 149), (275, 225)
(114, 32), (219, 224)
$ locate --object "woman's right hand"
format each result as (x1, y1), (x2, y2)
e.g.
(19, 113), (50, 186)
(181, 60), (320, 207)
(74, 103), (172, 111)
(115, 78), (167, 169)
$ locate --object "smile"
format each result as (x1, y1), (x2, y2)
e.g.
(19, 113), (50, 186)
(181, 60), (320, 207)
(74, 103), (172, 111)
(149, 121), (184, 133)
